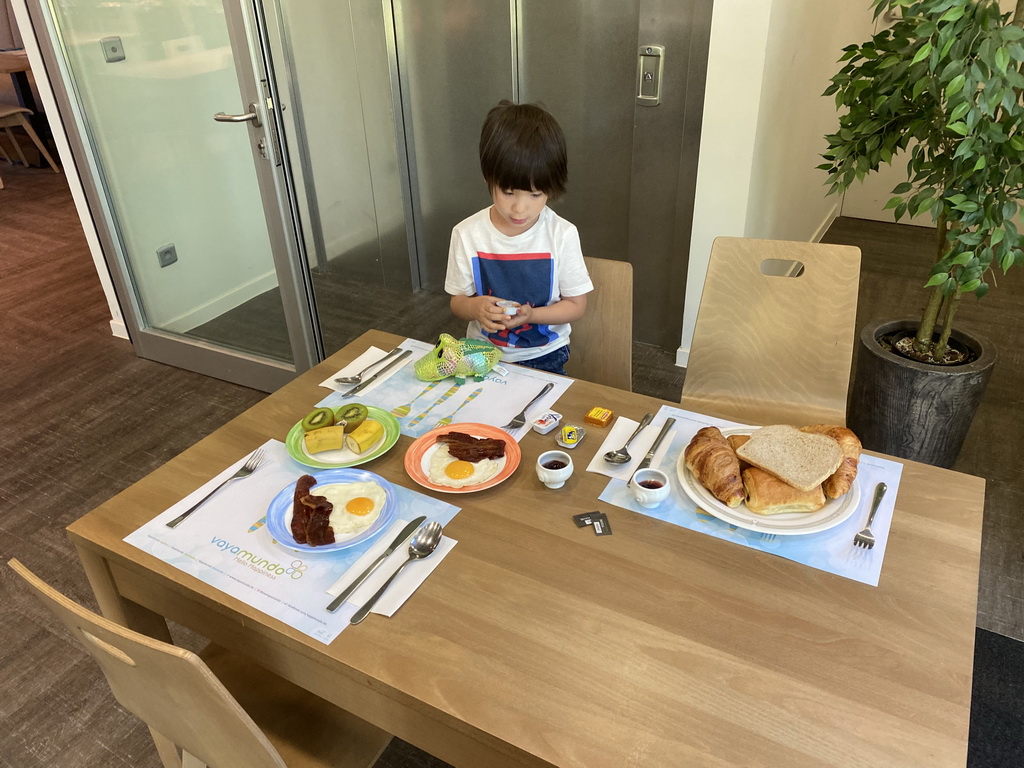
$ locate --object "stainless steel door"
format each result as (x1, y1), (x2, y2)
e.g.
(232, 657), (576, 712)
(393, 0), (712, 348)
(392, 0), (515, 291)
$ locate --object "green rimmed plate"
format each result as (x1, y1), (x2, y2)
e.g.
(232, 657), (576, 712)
(285, 406), (401, 469)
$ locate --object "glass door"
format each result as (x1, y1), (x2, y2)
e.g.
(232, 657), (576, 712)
(28, 0), (319, 391)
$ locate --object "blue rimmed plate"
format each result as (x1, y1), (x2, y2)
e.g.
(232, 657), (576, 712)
(266, 468), (397, 552)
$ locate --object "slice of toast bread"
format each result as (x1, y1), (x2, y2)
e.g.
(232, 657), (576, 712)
(734, 424), (843, 491)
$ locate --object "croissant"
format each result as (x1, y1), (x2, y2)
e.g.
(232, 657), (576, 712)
(799, 425), (862, 498)
(684, 427), (745, 508)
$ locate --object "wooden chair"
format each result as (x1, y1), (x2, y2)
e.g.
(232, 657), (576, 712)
(679, 237), (861, 427)
(565, 256), (633, 390)
(8, 559), (392, 768)
(0, 104), (61, 190)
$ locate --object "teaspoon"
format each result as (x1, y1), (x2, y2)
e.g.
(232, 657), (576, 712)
(350, 521), (443, 624)
(603, 413), (653, 464)
(335, 347), (403, 384)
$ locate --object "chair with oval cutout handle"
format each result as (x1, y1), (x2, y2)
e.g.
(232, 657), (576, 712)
(680, 236), (861, 427)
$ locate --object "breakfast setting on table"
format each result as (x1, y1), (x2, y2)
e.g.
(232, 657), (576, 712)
(124, 334), (904, 644)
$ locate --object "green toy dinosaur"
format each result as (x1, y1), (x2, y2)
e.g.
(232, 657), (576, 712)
(414, 334), (502, 385)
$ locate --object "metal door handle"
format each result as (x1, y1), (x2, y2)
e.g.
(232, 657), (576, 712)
(213, 102), (261, 127)
(637, 45), (664, 107)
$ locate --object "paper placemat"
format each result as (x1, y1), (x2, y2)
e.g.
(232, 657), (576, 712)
(124, 439), (460, 643)
(598, 406), (903, 586)
(317, 338), (570, 441)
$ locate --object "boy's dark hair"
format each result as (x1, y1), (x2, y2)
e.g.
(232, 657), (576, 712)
(479, 100), (567, 200)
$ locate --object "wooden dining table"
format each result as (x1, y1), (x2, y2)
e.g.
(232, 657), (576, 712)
(67, 329), (985, 768)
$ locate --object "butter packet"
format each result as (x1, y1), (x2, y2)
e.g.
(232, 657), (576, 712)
(532, 411), (562, 435)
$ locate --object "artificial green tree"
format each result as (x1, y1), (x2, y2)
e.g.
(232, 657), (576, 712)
(820, 0), (1024, 362)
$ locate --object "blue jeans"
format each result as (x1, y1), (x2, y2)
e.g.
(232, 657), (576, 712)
(515, 345), (570, 376)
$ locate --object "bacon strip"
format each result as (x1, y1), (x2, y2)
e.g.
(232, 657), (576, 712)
(290, 474), (317, 544)
(436, 432), (505, 461)
(290, 475), (336, 546)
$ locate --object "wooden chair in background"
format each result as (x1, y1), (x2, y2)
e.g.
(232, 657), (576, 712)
(565, 256), (633, 391)
(0, 104), (60, 190)
(8, 559), (392, 768)
(679, 237), (861, 427)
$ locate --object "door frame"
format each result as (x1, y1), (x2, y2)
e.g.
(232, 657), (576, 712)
(23, 0), (322, 393)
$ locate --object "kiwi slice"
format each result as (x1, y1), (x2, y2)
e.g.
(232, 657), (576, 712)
(300, 407), (336, 433)
(338, 403), (368, 433)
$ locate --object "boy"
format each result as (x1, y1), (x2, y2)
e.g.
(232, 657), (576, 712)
(444, 100), (592, 375)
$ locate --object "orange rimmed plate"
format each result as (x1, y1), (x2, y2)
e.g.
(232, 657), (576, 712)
(404, 423), (521, 493)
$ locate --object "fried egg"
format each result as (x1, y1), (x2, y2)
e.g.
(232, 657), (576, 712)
(427, 444), (502, 488)
(313, 480), (386, 534)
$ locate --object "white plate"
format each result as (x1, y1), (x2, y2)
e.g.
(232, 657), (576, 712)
(675, 428), (862, 535)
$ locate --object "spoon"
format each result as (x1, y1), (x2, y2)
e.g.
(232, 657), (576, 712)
(335, 346), (403, 384)
(350, 521), (443, 624)
(603, 412), (654, 464)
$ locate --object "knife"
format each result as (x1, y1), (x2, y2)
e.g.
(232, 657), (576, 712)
(334, 345), (403, 382)
(341, 349), (412, 397)
(630, 418), (676, 483)
(326, 515), (426, 612)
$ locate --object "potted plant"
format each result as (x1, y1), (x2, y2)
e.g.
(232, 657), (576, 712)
(819, 0), (1024, 466)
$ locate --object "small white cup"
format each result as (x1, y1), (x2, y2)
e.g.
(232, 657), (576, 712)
(630, 468), (670, 508)
(537, 450), (573, 489)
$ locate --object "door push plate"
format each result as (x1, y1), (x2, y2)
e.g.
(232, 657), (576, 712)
(100, 36), (126, 63)
(636, 44), (664, 107)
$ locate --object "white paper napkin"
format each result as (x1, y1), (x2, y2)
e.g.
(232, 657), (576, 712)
(326, 518), (456, 617)
(319, 345), (413, 396)
(586, 415), (676, 480)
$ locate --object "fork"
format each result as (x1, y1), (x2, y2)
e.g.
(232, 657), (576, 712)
(407, 384), (462, 428)
(852, 482), (888, 550)
(166, 449), (265, 529)
(501, 382), (554, 430)
(435, 387), (483, 428)
(391, 381), (441, 417)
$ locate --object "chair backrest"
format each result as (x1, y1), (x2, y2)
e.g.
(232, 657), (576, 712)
(8, 559), (287, 768)
(679, 237), (861, 426)
(565, 256), (633, 390)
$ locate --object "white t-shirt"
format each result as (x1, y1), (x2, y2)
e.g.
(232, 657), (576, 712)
(445, 206), (593, 362)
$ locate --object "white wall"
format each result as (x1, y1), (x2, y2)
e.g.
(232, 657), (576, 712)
(679, 0), (876, 366)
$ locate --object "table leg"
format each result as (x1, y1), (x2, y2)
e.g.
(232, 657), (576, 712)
(149, 728), (182, 768)
(74, 544), (172, 643)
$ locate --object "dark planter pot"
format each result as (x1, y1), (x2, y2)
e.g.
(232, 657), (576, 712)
(847, 317), (996, 468)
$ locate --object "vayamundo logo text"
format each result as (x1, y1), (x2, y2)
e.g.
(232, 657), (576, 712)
(211, 536), (307, 580)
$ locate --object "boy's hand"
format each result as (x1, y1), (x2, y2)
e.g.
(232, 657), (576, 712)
(452, 294), (517, 333)
(504, 303), (533, 328)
